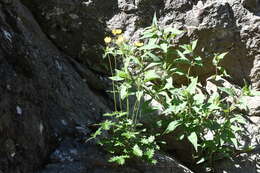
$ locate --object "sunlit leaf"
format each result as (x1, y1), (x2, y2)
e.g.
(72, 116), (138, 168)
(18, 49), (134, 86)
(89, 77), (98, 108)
(133, 145), (143, 157)
(164, 120), (181, 134)
(188, 132), (198, 152)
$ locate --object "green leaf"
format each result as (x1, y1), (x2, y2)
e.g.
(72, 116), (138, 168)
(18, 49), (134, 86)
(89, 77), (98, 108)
(145, 148), (155, 159)
(121, 131), (137, 139)
(120, 83), (131, 100)
(163, 77), (173, 90)
(164, 120), (181, 134)
(192, 40), (198, 51)
(116, 69), (128, 79)
(136, 90), (144, 102)
(141, 32), (156, 39)
(164, 27), (183, 36)
(186, 77), (198, 94)
(188, 132), (198, 152)
(133, 144), (143, 157)
(251, 90), (260, 96)
(217, 52), (228, 61)
(140, 43), (160, 50)
(152, 13), (158, 27)
(194, 56), (203, 66)
(196, 157), (206, 164)
(146, 52), (161, 61)
(101, 120), (114, 130)
(173, 69), (186, 76)
(144, 70), (160, 82)
(109, 155), (129, 165)
(144, 62), (161, 71)
(147, 136), (155, 143)
(109, 76), (124, 81)
(219, 87), (236, 97)
(194, 93), (205, 104)
(230, 137), (238, 149)
(175, 50), (190, 64)
(160, 43), (168, 53)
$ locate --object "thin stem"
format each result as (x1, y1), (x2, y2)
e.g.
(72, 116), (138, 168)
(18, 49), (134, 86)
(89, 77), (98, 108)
(108, 55), (117, 112)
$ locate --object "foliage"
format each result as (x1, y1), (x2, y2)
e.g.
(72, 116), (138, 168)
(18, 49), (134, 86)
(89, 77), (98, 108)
(90, 15), (255, 166)
(90, 111), (159, 165)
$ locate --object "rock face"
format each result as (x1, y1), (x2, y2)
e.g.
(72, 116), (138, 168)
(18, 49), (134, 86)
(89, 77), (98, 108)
(20, 0), (260, 88)
(0, 0), (110, 172)
(0, 0), (259, 173)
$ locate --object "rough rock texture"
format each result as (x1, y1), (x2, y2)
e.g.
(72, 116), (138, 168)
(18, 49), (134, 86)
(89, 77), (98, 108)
(19, 0), (260, 87)
(213, 116), (260, 173)
(35, 138), (194, 173)
(0, 0), (259, 173)
(0, 0), (110, 172)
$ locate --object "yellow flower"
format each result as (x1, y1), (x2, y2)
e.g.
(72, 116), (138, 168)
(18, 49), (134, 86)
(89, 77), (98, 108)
(134, 41), (144, 47)
(112, 29), (122, 35)
(104, 37), (112, 43)
(116, 35), (124, 44)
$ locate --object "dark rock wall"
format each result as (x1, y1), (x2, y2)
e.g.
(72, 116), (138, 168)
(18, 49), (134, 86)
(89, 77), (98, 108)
(0, 0), (110, 172)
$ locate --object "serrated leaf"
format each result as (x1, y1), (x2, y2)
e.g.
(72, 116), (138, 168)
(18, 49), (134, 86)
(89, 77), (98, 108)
(188, 132), (198, 152)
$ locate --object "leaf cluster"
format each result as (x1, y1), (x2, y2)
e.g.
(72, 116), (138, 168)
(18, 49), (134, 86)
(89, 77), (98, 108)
(90, 14), (258, 167)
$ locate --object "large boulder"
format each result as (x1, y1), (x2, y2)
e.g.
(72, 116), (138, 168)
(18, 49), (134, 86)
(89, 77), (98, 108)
(0, 0), (109, 172)
(36, 138), (195, 173)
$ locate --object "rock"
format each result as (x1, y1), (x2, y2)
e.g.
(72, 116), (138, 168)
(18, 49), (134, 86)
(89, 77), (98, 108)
(0, 0), (110, 172)
(212, 116), (260, 173)
(21, 0), (260, 88)
(244, 96), (260, 116)
(242, 0), (260, 13)
(21, 0), (118, 74)
(37, 138), (194, 173)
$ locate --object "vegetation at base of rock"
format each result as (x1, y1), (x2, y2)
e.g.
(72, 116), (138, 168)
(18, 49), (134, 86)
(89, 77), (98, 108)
(90, 14), (256, 167)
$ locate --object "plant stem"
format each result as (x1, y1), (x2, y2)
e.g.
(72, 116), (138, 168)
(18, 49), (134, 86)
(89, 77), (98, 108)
(108, 55), (117, 112)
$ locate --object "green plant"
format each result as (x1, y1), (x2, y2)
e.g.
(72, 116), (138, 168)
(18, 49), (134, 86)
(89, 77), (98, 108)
(90, 14), (255, 167)
(90, 111), (159, 165)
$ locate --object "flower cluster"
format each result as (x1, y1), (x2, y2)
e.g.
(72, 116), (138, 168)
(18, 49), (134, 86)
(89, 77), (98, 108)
(104, 29), (143, 47)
